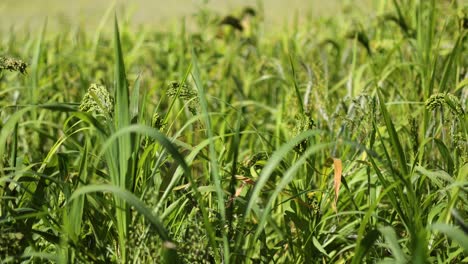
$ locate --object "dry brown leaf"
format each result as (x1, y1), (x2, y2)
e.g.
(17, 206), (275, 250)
(235, 184), (245, 197)
(332, 158), (342, 212)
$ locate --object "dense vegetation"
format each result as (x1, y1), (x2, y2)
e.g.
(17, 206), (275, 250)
(0, 1), (467, 263)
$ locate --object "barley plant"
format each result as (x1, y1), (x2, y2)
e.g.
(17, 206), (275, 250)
(0, 0), (467, 263)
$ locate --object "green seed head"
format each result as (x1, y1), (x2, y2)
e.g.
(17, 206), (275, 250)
(167, 81), (200, 115)
(426, 93), (464, 116)
(293, 113), (315, 153)
(79, 83), (114, 119)
(151, 112), (166, 130)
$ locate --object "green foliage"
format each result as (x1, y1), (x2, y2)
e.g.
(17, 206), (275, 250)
(0, 56), (27, 74)
(79, 83), (114, 119)
(426, 92), (465, 117)
(0, 1), (466, 263)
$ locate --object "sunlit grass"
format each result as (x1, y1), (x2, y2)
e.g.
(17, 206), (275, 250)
(0, 0), (466, 263)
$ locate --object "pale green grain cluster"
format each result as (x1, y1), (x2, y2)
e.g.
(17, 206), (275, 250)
(79, 83), (114, 119)
(293, 113), (315, 153)
(167, 81), (199, 115)
(151, 112), (166, 130)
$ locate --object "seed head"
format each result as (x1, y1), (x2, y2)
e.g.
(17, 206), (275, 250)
(0, 56), (28, 74)
(167, 81), (199, 115)
(426, 92), (464, 116)
(79, 83), (114, 119)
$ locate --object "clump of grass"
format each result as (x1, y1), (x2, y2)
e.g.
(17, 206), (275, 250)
(426, 92), (465, 116)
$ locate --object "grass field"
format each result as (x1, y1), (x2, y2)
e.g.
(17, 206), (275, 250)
(0, 0), (371, 32)
(0, 0), (467, 263)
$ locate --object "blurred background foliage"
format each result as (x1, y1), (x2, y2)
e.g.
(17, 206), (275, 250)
(0, 0), (371, 33)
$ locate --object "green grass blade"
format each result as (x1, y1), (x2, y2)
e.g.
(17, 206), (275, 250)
(379, 226), (408, 263)
(352, 180), (400, 264)
(288, 54), (304, 114)
(191, 50), (229, 262)
(0, 107), (34, 176)
(431, 223), (468, 251)
(92, 1), (115, 57)
(377, 89), (408, 177)
(130, 74), (141, 123)
(112, 15), (132, 262)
